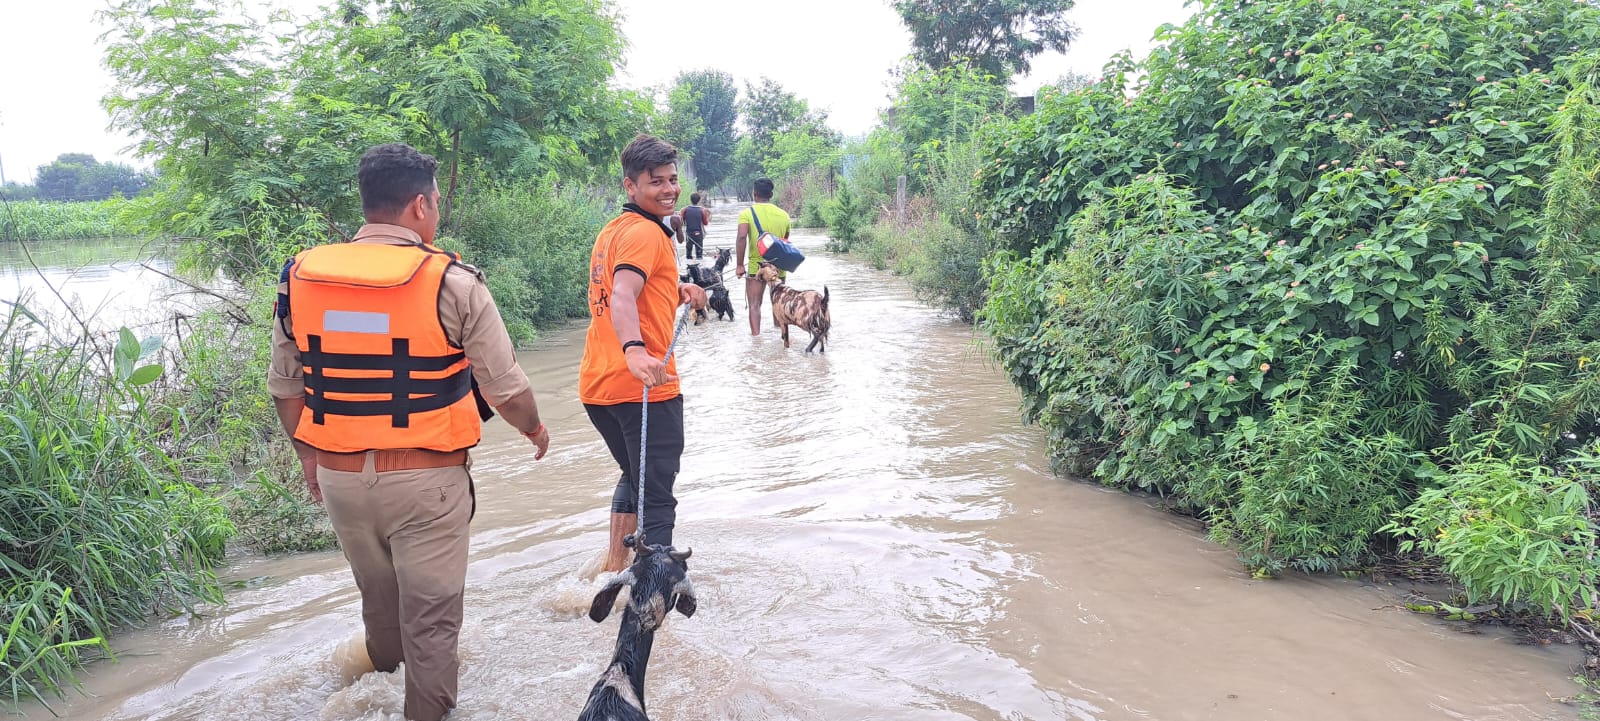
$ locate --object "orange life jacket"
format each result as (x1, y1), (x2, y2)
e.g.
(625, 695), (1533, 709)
(287, 242), (481, 453)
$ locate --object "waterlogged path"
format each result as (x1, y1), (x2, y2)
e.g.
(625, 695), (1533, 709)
(25, 213), (1584, 721)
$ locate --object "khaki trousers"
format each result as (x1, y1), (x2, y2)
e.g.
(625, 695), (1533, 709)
(320, 456), (473, 721)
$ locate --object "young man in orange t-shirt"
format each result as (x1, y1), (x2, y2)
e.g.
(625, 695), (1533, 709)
(580, 134), (707, 572)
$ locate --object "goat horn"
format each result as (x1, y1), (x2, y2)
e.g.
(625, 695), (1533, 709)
(668, 547), (692, 562)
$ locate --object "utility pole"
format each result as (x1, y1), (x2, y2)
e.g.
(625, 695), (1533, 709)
(0, 151), (8, 187)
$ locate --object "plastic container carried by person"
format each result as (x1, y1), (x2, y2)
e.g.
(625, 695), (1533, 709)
(750, 207), (805, 272)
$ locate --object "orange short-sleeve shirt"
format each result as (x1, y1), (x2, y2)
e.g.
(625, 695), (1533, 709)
(579, 209), (682, 405)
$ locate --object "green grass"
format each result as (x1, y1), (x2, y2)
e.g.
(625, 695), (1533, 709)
(0, 307), (232, 709)
(0, 200), (133, 243)
(0, 279), (337, 711)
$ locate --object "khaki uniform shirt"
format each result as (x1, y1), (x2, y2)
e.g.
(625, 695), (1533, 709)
(267, 224), (533, 412)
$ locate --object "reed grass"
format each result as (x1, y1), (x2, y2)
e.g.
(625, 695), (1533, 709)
(0, 200), (132, 243)
(0, 305), (232, 710)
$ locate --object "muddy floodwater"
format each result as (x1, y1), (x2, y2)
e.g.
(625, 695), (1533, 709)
(17, 211), (1585, 721)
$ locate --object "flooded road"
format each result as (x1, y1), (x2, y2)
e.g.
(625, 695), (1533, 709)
(28, 209), (1585, 720)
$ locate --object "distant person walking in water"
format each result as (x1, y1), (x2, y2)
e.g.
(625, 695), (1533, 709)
(734, 177), (792, 336)
(680, 192), (712, 261)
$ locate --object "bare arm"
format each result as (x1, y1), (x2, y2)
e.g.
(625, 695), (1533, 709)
(611, 270), (673, 387)
(735, 221), (750, 276)
(610, 269), (704, 388)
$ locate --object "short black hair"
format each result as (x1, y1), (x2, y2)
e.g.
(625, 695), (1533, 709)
(621, 134), (678, 182)
(753, 178), (775, 199)
(358, 143), (437, 216)
(690, 192), (702, 204)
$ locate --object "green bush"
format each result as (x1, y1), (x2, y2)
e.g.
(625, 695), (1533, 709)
(1189, 359), (1422, 574)
(447, 180), (613, 345)
(159, 282), (334, 554)
(857, 216), (920, 275)
(823, 179), (869, 251)
(845, 134), (994, 321)
(1390, 453), (1598, 620)
(976, 0), (1600, 585)
(907, 137), (993, 321)
(885, 61), (1013, 188)
(773, 167), (834, 229)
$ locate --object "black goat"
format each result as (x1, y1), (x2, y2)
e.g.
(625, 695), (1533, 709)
(681, 247), (735, 324)
(576, 539), (696, 721)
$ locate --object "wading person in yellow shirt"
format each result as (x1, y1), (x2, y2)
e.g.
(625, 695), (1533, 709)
(733, 177), (792, 336)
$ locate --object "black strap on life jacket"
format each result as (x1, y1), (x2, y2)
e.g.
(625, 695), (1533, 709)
(301, 335), (471, 428)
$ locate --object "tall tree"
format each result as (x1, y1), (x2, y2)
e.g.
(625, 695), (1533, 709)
(101, 0), (643, 271)
(30, 154), (147, 201)
(732, 78), (840, 192)
(659, 83), (705, 152)
(741, 77), (811, 151)
(882, 61), (1012, 188)
(893, 0), (1077, 78)
(349, 0), (635, 225)
(666, 69), (737, 190)
(81, 162), (152, 199)
(35, 155), (94, 201)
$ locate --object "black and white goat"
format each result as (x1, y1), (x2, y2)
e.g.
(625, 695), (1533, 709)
(576, 539), (696, 721)
(680, 247), (735, 324)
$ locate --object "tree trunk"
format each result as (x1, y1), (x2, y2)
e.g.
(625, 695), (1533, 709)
(442, 128), (461, 230)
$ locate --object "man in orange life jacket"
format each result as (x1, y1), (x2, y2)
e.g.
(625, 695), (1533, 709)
(268, 143), (549, 721)
(580, 134), (706, 573)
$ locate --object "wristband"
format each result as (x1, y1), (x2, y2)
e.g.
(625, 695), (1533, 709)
(525, 423), (546, 437)
(622, 340), (646, 353)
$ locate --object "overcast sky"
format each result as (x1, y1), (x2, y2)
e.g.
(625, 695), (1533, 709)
(0, 0), (1194, 183)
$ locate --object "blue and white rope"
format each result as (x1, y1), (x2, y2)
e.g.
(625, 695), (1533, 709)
(635, 305), (692, 548)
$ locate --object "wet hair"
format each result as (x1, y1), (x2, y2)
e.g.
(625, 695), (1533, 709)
(690, 192), (702, 205)
(620, 134), (679, 183)
(753, 178), (775, 200)
(358, 143), (437, 217)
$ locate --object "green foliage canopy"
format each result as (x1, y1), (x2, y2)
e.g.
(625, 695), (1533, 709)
(100, 0), (644, 273)
(977, 0), (1600, 583)
(664, 69), (739, 189)
(893, 0), (1078, 78)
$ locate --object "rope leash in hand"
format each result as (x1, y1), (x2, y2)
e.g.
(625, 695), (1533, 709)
(634, 305), (692, 549)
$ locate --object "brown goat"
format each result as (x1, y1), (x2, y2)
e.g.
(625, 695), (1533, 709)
(756, 262), (830, 352)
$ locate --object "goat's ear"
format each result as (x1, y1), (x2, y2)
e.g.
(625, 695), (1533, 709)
(668, 547), (691, 563)
(671, 578), (697, 618)
(588, 570), (633, 623)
